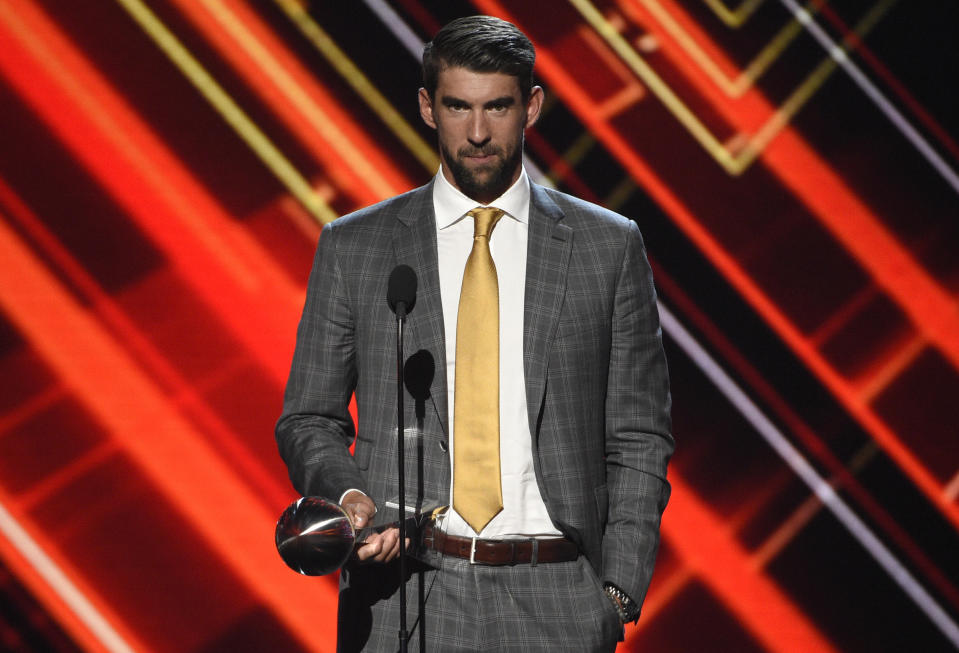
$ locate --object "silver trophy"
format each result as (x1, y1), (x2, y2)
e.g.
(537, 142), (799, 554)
(275, 496), (443, 576)
(275, 496), (355, 576)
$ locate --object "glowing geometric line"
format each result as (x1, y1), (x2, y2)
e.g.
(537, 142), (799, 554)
(749, 442), (877, 569)
(361, 0), (426, 59)
(596, 83), (646, 120)
(570, 0), (896, 175)
(856, 336), (925, 403)
(522, 124), (959, 652)
(0, 499), (136, 653)
(660, 475), (842, 653)
(816, 2), (959, 165)
(0, 0), (304, 383)
(636, 0), (825, 98)
(553, 132), (597, 178)
(0, 175), (292, 511)
(577, 21), (647, 104)
(658, 303), (959, 649)
(190, 0), (407, 202)
(571, 0), (737, 171)
(0, 212), (337, 653)
(112, 0), (337, 224)
(271, 0), (439, 174)
(506, 82), (959, 635)
(702, 0), (767, 27)
(945, 473), (959, 503)
(777, 0), (959, 196)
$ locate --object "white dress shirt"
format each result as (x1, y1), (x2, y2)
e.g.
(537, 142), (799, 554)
(433, 167), (560, 539)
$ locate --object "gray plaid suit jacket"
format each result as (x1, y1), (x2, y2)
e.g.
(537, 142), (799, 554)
(276, 180), (673, 609)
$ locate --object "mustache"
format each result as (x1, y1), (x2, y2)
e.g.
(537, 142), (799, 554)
(457, 145), (502, 158)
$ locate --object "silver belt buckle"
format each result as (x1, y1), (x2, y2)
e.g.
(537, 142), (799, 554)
(469, 536), (479, 564)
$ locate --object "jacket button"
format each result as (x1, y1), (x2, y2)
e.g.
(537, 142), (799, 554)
(439, 440), (448, 452)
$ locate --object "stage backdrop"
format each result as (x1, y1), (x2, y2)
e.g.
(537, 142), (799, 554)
(0, 1), (957, 651)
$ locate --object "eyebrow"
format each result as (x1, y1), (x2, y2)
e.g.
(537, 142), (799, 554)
(440, 95), (517, 109)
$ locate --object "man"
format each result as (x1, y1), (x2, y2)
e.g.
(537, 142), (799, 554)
(276, 15), (673, 652)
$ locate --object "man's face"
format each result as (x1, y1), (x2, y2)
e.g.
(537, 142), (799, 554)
(419, 67), (543, 204)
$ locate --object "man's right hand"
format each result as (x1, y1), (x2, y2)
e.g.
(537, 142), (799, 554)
(340, 490), (403, 564)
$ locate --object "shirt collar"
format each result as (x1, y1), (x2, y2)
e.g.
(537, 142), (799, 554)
(433, 165), (530, 230)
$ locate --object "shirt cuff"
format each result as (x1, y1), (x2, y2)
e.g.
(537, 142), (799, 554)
(339, 488), (367, 505)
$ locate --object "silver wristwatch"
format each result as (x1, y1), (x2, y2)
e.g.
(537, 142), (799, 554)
(603, 582), (641, 623)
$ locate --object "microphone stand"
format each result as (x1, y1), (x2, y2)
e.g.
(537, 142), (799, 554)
(395, 302), (409, 653)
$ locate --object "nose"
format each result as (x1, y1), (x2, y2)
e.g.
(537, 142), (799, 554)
(467, 111), (491, 147)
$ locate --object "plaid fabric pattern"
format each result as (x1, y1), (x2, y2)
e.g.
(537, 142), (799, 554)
(343, 555), (622, 652)
(276, 182), (673, 650)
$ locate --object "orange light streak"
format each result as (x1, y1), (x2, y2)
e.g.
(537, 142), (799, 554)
(656, 476), (841, 653)
(623, 0), (959, 374)
(172, 0), (414, 206)
(472, 0), (959, 531)
(0, 212), (338, 653)
(0, 176), (293, 511)
(617, 0), (755, 88)
(815, 2), (959, 163)
(0, 0), (306, 385)
(0, 486), (145, 653)
(651, 262), (959, 612)
(576, 21), (647, 107)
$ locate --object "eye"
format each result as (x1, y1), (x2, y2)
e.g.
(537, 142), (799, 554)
(488, 103), (508, 113)
(448, 103), (469, 112)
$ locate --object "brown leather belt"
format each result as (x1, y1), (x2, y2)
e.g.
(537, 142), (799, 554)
(420, 523), (579, 566)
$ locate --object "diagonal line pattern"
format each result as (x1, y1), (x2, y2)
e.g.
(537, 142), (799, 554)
(571, 0), (898, 175)
(636, 0), (824, 98)
(776, 0), (959, 196)
(113, 0), (337, 223)
(702, 0), (767, 27)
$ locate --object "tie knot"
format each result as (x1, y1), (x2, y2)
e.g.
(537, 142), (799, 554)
(468, 207), (504, 239)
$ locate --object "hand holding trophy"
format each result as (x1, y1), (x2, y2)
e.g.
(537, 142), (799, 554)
(274, 496), (356, 576)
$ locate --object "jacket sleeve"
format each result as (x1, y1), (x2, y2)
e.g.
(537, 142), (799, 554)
(602, 219), (674, 611)
(275, 222), (367, 500)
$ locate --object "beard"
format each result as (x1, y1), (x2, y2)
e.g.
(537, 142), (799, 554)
(442, 138), (524, 203)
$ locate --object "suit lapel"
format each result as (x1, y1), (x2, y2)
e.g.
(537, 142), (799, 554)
(392, 182), (450, 438)
(524, 184), (572, 441)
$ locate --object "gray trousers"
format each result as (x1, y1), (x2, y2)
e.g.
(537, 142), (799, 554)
(337, 555), (623, 652)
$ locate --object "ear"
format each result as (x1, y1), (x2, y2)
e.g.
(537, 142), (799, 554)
(524, 86), (544, 129)
(418, 88), (437, 130)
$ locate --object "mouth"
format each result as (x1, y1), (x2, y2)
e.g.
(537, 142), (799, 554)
(459, 148), (500, 165)
(464, 154), (495, 165)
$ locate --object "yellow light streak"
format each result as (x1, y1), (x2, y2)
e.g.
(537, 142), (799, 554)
(749, 442), (877, 568)
(604, 177), (638, 211)
(639, 0), (825, 98)
(569, 0), (896, 175)
(199, 0), (400, 200)
(1, 0), (264, 291)
(271, 0), (439, 173)
(857, 335), (926, 404)
(701, 0), (766, 28)
(740, 0), (896, 169)
(548, 132), (597, 181)
(571, 0), (739, 170)
(113, 0), (337, 224)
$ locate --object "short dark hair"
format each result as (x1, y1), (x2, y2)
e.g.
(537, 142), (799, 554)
(422, 15), (535, 102)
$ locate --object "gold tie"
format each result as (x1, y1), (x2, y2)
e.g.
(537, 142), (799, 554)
(453, 207), (505, 533)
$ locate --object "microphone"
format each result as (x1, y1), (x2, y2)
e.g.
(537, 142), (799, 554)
(387, 264), (418, 319)
(386, 263), (417, 651)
